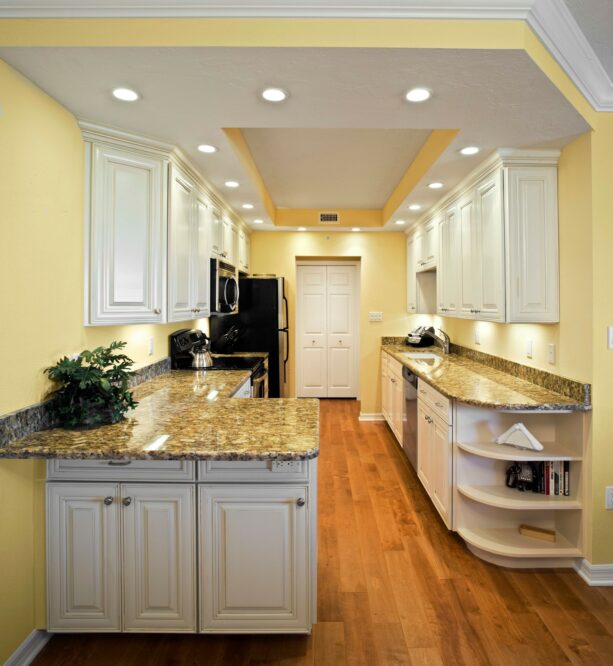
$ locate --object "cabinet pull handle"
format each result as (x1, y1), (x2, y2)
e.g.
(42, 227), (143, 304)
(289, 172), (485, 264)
(435, 401), (444, 409)
(153, 308), (161, 315)
(108, 460), (131, 466)
(419, 389), (426, 395)
(296, 498), (306, 507)
(122, 497), (132, 507)
(103, 496), (113, 506)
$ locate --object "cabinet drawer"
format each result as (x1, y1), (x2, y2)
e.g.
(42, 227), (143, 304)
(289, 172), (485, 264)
(46, 459), (196, 482)
(198, 459), (310, 483)
(417, 380), (452, 424)
(388, 355), (403, 379)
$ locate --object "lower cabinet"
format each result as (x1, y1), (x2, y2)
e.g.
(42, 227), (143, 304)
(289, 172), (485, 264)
(46, 482), (196, 632)
(199, 485), (311, 633)
(417, 400), (452, 528)
(46, 461), (316, 634)
(381, 352), (403, 444)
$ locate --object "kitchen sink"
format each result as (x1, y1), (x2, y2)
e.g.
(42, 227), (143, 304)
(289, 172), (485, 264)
(401, 352), (442, 366)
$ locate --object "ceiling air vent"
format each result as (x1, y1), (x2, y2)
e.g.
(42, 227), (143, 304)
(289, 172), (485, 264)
(319, 212), (340, 224)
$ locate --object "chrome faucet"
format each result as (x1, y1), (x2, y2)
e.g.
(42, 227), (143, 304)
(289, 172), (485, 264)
(431, 329), (450, 354)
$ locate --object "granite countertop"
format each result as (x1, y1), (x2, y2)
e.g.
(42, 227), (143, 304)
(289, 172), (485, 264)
(0, 370), (319, 461)
(382, 344), (590, 411)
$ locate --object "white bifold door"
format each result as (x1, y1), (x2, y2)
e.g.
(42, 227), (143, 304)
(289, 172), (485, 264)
(297, 264), (358, 398)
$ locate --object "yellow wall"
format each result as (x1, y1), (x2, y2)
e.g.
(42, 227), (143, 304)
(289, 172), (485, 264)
(250, 232), (407, 414)
(410, 132), (593, 384)
(0, 60), (209, 661)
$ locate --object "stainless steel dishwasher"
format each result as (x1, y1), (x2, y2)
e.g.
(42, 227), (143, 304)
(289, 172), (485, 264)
(402, 366), (418, 471)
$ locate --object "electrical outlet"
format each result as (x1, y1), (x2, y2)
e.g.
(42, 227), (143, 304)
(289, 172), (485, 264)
(548, 343), (556, 365)
(148, 337), (154, 356)
(474, 326), (481, 345)
(526, 339), (533, 359)
(606, 486), (613, 510)
(368, 311), (383, 322)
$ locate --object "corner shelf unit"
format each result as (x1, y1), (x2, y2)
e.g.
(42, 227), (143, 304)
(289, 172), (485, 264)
(453, 405), (588, 568)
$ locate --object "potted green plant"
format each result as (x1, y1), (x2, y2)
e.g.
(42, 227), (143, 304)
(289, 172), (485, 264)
(45, 341), (139, 429)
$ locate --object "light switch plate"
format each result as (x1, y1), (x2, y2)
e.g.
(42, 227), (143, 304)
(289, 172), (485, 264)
(368, 311), (383, 322)
(526, 339), (533, 359)
(548, 343), (556, 365)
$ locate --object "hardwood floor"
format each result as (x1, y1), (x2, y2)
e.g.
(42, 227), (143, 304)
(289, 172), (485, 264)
(34, 399), (613, 665)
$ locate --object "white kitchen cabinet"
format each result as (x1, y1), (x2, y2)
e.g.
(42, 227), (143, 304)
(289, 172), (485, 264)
(168, 167), (211, 321)
(406, 231), (436, 315)
(416, 219), (438, 271)
(457, 190), (480, 318)
(210, 207), (223, 257)
(86, 143), (167, 325)
(199, 484), (311, 633)
(47, 481), (197, 633)
(238, 228), (250, 273)
(505, 166), (559, 322)
(220, 218), (235, 264)
(47, 483), (122, 631)
(437, 204), (460, 316)
(381, 352), (391, 422)
(417, 382), (452, 528)
(406, 235), (417, 314)
(122, 484), (196, 632)
(381, 352), (403, 444)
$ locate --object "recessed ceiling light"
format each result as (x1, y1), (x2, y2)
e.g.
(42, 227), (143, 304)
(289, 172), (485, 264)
(224, 180), (239, 188)
(395, 220), (406, 225)
(428, 182), (444, 190)
(112, 87), (139, 102)
(197, 144), (217, 154)
(352, 227), (360, 232)
(460, 146), (480, 156)
(405, 87), (432, 103)
(298, 227), (306, 231)
(242, 203), (254, 210)
(408, 204), (422, 211)
(253, 219), (264, 224)
(261, 87), (288, 103)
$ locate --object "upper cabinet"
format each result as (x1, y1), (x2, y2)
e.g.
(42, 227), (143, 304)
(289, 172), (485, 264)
(87, 143), (167, 325)
(409, 150), (560, 323)
(82, 124), (250, 326)
(168, 165), (211, 322)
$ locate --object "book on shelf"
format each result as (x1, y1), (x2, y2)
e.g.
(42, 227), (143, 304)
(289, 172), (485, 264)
(529, 461), (571, 496)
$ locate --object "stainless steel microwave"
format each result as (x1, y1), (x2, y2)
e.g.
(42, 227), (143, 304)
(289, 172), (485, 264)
(210, 258), (239, 314)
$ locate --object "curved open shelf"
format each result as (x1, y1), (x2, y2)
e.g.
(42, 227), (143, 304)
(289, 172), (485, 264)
(457, 527), (582, 558)
(458, 484), (581, 510)
(456, 441), (582, 462)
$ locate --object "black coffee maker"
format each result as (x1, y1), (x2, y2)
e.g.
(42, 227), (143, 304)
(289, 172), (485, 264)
(170, 329), (213, 369)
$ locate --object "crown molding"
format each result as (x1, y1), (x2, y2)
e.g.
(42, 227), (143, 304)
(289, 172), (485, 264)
(1, 1), (612, 111)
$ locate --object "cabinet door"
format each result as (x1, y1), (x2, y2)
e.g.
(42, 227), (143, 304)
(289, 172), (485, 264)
(430, 416), (452, 528)
(475, 172), (505, 322)
(168, 167), (195, 322)
(438, 205), (460, 316)
(381, 358), (390, 423)
(193, 194), (211, 316)
(122, 484), (196, 632)
(47, 483), (121, 631)
(458, 191), (480, 318)
(392, 370), (404, 443)
(505, 166), (559, 323)
(238, 229), (250, 273)
(406, 235), (417, 313)
(417, 402), (431, 493)
(89, 144), (166, 325)
(199, 485), (311, 632)
(243, 233), (251, 272)
(422, 220), (438, 269)
(221, 219), (234, 263)
(210, 208), (223, 257)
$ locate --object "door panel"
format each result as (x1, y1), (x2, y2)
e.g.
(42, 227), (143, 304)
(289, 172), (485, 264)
(47, 483), (121, 631)
(199, 485), (309, 632)
(168, 168), (194, 321)
(193, 196), (211, 316)
(297, 266), (327, 397)
(122, 484), (196, 632)
(458, 192), (479, 317)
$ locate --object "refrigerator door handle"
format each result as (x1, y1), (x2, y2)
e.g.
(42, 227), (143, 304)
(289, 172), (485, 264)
(282, 294), (289, 331)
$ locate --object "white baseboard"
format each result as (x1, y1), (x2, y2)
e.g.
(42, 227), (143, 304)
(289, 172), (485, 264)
(358, 412), (385, 422)
(5, 629), (50, 666)
(574, 559), (613, 586)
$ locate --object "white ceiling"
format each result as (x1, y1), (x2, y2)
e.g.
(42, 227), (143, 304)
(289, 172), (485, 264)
(0, 46), (589, 229)
(242, 128), (430, 209)
(563, 0), (613, 80)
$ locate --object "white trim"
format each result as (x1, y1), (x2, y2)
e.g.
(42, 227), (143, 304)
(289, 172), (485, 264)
(574, 559), (613, 586)
(1, 1), (612, 111)
(358, 412), (385, 422)
(5, 630), (51, 666)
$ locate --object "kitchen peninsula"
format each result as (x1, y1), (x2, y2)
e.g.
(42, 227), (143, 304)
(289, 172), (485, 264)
(0, 369), (319, 635)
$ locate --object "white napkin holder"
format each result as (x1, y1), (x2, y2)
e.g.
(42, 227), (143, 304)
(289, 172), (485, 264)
(495, 423), (544, 451)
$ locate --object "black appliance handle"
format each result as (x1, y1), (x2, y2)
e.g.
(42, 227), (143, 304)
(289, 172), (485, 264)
(282, 329), (289, 383)
(283, 294), (289, 331)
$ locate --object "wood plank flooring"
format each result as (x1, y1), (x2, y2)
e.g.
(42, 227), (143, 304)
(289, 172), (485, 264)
(34, 399), (613, 665)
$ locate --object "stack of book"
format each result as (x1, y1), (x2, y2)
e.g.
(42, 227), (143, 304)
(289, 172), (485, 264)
(532, 461), (570, 496)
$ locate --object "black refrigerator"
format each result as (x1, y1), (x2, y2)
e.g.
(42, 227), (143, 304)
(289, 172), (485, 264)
(210, 276), (288, 398)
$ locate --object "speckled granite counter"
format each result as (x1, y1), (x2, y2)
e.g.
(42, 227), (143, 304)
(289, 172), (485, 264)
(0, 370), (319, 461)
(382, 344), (590, 412)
